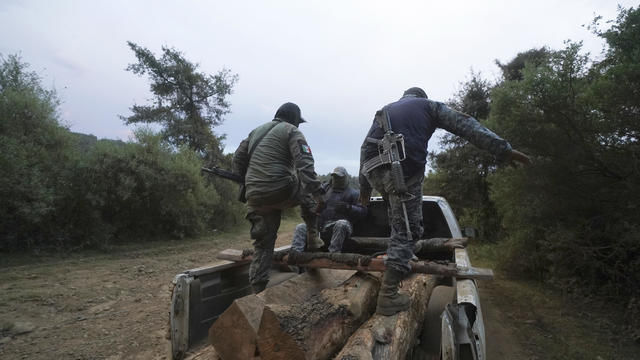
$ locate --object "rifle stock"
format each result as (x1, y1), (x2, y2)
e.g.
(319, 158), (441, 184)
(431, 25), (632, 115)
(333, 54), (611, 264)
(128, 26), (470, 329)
(201, 167), (247, 203)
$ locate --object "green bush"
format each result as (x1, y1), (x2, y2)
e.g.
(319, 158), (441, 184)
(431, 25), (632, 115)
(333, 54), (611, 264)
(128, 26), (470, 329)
(0, 54), (74, 250)
(0, 54), (244, 251)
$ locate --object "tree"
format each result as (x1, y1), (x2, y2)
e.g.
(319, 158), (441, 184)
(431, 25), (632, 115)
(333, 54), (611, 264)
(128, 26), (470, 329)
(424, 71), (502, 241)
(488, 7), (640, 300)
(0, 54), (73, 250)
(495, 47), (550, 81)
(122, 42), (238, 160)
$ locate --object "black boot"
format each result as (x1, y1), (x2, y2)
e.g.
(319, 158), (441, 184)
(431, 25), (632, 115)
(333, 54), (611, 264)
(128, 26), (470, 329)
(306, 229), (324, 252)
(376, 268), (410, 316)
(251, 280), (268, 294)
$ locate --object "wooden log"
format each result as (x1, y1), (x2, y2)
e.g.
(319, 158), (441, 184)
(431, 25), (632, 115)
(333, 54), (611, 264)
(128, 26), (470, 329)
(256, 271), (382, 360)
(217, 249), (493, 280)
(343, 237), (468, 255)
(334, 273), (438, 360)
(208, 269), (354, 360)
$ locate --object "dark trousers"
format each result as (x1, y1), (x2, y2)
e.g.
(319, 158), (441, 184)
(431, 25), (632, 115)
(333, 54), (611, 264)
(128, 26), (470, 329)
(367, 167), (424, 274)
(245, 180), (317, 286)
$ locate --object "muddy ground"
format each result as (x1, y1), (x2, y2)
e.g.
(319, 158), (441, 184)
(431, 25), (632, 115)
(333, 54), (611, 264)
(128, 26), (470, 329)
(1, 220), (638, 359)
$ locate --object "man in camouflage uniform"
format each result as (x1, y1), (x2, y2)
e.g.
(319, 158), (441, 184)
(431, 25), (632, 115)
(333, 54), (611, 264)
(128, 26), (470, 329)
(233, 102), (325, 294)
(291, 166), (367, 253)
(359, 87), (530, 316)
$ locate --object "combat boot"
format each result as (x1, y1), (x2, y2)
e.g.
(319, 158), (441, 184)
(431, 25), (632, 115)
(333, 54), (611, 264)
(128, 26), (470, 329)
(251, 280), (268, 294)
(376, 268), (410, 316)
(306, 229), (324, 252)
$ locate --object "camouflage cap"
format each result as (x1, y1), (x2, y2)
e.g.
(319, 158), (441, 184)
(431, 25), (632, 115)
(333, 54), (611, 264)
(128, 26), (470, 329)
(331, 166), (348, 177)
(274, 102), (306, 125)
(403, 87), (428, 99)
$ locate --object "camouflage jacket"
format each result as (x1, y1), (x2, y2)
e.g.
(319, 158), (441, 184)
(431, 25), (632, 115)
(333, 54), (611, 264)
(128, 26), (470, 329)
(233, 119), (322, 199)
(359, 95), (512, 192)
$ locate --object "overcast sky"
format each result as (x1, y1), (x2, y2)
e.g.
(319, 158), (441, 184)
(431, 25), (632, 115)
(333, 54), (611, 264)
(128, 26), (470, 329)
(1, 1), (635, 175)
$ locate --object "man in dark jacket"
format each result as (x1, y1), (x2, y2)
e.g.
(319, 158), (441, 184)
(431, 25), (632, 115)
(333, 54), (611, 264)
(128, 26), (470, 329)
(291, 166), (367, 253)
(359, 87), (531, 316)
(233, 102), (325, 293)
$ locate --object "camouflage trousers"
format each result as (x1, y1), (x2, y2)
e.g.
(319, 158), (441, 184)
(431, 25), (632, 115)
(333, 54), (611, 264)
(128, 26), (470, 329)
(245, 180), (317, 287)
(367, 167), (424, 274)
(292, 219), (353, 253)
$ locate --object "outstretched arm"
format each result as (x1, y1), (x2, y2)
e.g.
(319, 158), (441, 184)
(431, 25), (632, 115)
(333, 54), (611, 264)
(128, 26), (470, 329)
(433, 101), (513, 161)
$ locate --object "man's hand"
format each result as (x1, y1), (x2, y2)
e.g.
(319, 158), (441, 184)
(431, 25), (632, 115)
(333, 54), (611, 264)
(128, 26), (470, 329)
(508, 149), (532, 166)
(358, 188), (372, 207)
(313, 194), (326, 214)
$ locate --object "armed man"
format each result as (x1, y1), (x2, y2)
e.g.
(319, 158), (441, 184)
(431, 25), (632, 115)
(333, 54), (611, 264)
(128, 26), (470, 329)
(291, 166), (367, 253)
(359, 87), (531, 316)
(232, 102), (325, 294)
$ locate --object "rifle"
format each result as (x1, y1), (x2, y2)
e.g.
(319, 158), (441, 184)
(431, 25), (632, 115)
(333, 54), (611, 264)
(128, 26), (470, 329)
(201, 167), (247, 202)
(373, 109), (414, 242)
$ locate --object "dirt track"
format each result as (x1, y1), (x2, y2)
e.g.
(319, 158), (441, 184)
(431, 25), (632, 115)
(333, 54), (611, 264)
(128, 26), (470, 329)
(1, 221), (638, 359)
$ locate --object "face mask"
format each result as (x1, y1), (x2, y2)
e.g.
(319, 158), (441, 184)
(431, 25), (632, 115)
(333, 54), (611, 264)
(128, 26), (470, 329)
(332, 175), (348, 189)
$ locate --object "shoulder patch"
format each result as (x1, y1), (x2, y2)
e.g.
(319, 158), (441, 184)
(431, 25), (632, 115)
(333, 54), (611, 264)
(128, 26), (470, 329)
(301, 144), (312, 154)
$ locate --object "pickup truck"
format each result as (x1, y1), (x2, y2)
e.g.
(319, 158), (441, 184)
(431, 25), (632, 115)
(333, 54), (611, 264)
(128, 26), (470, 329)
(170, 195), (487, 360)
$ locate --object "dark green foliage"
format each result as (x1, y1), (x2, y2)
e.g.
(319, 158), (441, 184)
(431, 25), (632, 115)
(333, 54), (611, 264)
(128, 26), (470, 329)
(495, 47), (550, 81)
(487, 7), (640, 302)
(424, 7), (639, 316)
(424, 71), (502, 241)
(0, 54), (244, 251)
(63, 129), (222, 246)
(0, 54), (73, 250)
(122, 42), (238, 160)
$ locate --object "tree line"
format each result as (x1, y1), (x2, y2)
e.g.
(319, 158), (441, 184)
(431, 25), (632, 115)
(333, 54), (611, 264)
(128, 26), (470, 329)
(0, 43), (244, 251)
(425, 6), (639, 323)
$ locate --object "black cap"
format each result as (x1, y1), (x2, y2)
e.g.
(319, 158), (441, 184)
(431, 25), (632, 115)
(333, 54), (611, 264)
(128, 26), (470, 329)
(403, 87), (428, 99)
(274, 102), (305, 126)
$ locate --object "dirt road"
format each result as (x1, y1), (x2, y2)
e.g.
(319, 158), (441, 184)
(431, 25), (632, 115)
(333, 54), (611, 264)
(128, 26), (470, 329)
(1, 221), (638, 359)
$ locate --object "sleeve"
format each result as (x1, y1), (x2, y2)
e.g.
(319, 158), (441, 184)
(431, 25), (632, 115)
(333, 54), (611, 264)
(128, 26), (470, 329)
(346, 189), (367, 221)
(433, 101), (513, 161)
(358, 122), (378, 193)
(232, 135), (250, 176)
(288, 127), (322, 195)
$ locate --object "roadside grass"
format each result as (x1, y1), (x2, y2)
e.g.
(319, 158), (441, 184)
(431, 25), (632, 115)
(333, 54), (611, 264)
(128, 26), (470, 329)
(470, 243), (640, 360)
(0, 217), (300, 269)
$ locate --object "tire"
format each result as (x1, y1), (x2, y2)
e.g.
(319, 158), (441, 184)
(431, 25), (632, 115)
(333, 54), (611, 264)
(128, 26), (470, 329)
(417, 285), (455, 358)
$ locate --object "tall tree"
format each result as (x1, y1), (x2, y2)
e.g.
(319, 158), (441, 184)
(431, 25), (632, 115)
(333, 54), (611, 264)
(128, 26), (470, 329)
(488, 7), (640, 300)
(0, 54), (72, 249)
(424, 71), (502, 241)
(122, 42), (238, 159)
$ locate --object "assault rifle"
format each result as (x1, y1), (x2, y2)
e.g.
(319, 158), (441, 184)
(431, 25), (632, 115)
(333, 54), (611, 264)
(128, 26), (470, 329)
(201, 167), (247, 202)
(374, 108), (414, 242)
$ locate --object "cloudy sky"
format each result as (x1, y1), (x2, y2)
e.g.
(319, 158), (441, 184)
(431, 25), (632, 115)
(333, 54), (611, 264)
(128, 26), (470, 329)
(1, 0), (635, 174)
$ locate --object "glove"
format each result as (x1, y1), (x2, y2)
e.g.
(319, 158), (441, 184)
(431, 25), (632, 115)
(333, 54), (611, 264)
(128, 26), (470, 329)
(358, 188), (372, 207)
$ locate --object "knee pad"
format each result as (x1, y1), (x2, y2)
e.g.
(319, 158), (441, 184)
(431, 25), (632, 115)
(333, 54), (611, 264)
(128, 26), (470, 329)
(246, 213), (268, 239)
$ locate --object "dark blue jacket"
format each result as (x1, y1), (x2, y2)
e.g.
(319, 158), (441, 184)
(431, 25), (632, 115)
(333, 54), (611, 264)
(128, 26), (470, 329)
(360, 95), (512, 190)
(319, 183), (367, 225)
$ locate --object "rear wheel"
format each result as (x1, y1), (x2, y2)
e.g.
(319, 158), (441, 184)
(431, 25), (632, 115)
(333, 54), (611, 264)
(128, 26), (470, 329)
(416, 285), (455, 359)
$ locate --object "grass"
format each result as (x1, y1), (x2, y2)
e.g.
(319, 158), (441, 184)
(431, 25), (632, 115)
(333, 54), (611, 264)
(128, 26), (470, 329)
(469, 242), (640, 360)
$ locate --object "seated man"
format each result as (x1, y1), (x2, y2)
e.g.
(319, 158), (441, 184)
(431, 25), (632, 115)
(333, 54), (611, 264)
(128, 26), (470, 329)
(292, 166), (367, 253)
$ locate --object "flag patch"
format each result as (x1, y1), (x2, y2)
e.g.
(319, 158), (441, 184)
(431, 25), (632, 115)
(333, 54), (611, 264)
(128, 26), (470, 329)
(301, 144), (312, 154)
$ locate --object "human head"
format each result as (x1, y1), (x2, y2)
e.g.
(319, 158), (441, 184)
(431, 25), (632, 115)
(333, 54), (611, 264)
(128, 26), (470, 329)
(402, 87), (428, 99)
(331, 166), (349, 189)
(274, 102), (306, 127)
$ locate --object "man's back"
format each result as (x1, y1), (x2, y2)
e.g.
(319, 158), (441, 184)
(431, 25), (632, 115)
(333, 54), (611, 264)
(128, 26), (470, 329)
(244, 121), (296, 197)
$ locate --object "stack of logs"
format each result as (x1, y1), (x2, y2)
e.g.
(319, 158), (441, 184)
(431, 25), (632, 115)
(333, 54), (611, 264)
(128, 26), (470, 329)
(204, 237), (477, 360)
